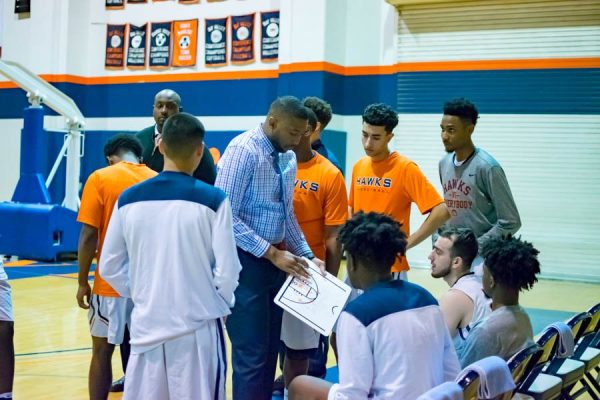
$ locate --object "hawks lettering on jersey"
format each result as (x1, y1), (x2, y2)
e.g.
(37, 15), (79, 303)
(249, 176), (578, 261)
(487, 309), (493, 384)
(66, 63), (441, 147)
(443, 178), (473, 216)
(354, 176), (392, 188)
(295, 179), (319, 192)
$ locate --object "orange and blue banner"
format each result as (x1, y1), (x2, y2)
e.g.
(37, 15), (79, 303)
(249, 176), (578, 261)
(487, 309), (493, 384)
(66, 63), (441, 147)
(105, 24), (126, 69)
(105, 0), (124, 9)
(205, 18), (228, 67)
(172, 19), (198, 67)
(149, 21), (172, 69)
(231, 13), (255, 65)
(127, 23), (148, 69)
(260, 11), (279, 62)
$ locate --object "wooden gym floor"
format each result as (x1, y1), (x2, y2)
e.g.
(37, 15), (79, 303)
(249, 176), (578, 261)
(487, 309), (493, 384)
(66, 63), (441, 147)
(4, 260), (599, 399)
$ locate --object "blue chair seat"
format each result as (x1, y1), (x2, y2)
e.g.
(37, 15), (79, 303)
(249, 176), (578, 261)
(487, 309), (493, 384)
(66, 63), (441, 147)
(544, 358), (585, 388)
(519, 373), (562, 400)
(574, 346), (600, 372)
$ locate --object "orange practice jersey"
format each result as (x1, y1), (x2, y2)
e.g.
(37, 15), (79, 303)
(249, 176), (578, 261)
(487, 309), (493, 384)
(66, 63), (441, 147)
(293, 153), (348, 260)
(349, 152), (444, 272)
(77, 161), (157, 296)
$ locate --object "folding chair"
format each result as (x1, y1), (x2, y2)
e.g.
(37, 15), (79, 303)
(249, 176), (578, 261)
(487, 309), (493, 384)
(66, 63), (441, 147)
(457, 356), (517, 400)
(570, 303), (600, 399)
(457, 370), (480, 400)
(508, 344), (544, 395)
(543, 312), (591, 400)
(517, 323), (566, 400)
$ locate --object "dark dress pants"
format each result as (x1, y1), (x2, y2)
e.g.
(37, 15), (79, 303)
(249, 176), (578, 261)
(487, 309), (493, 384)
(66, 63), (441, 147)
(227, 248), (286, 400)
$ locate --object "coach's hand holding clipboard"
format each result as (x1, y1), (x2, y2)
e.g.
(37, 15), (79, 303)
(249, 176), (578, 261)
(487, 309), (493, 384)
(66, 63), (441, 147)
(274, 258), (351, 336)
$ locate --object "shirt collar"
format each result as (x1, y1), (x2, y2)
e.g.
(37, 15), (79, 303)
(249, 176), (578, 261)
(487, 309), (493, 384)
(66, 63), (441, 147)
(256, 123), (277, 156)
(154, 124), (160, 139)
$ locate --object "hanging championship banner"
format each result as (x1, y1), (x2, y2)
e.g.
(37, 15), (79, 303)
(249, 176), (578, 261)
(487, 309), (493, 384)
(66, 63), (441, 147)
(179, 0), (199, 3)
(231, 13), (255, 64)
(260, 11), (279, 62)
(105, 24), (126, 69)
(149, 22), (172, 69)
(126, 23), (147, 69)
(172, 19), (198, 67)
(205, 18), (227, 67)
(105, 0), (124, 9)
(127, 0), (147, 3)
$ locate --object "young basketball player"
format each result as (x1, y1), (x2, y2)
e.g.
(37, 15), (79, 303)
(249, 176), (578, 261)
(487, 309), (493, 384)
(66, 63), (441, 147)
(279, 109), (348, 398)
(100, 113), (241, 399)
(76, 133), (156, 400)
(289, 212), (461, 399)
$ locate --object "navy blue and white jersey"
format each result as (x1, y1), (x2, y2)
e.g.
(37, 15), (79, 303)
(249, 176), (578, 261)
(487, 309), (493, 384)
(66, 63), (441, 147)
(331, 280), (461, 400)
(100, 171), (241, 354)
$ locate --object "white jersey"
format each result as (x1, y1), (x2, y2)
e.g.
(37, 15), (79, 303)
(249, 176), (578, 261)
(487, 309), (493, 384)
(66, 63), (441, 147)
(100, 171), (241, 354)
(451, 273), (491, 351)
(330, 280), (461, 400)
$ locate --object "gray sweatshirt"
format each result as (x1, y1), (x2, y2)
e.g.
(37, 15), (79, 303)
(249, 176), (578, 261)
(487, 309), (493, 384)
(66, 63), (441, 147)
(439, 148), (521, 246)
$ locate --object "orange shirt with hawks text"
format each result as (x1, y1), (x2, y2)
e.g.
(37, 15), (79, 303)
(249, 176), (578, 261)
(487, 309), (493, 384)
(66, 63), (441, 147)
(77, 161), (157, 296)
(293, 153), (348, 260)
(349, 152), (444, 272)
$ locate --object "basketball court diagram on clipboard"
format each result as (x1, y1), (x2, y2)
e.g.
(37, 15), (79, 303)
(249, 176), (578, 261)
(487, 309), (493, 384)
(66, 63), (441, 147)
(274, 259), (352, 336)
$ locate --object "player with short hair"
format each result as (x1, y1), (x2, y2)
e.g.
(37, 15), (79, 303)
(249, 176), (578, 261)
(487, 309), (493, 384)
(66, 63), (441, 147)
(76, 133), (157, 400)
(279, 108), (348, 397)
(351, 103), (450, 276)
(429, 226), (491, 353)
(289, 212), (460, 399)
(439, 98), (521, 274)
(303, 96), (342, 172)
(0, 258), (14, 400)
(100, 113), (241, 399)
(458, 235), (539, 367)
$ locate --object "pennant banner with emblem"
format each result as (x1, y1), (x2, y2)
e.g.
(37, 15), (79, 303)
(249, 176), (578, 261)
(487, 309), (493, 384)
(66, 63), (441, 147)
(127, 23), (147, 69)
(127, 0), (147, 3)
(149, 21), (172, 69)
(260, 11), (279, 62)
(172, 19), (198, 67)
(179, 0), (200, 3)
(105, 0), (124, 9)
(231, 13), (255, 64)
(205, 18), (228, 67)
(105, 24), (126, 69)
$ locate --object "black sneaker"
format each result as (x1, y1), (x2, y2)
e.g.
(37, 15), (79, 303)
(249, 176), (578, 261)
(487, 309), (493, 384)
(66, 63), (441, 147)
(272, 374), (285, 397)
(110, 376), (125, 392)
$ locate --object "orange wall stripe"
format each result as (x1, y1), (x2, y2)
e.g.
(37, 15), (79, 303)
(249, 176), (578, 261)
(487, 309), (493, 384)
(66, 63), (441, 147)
(393, 57), (600, 72)
(0, 57), (598, 88)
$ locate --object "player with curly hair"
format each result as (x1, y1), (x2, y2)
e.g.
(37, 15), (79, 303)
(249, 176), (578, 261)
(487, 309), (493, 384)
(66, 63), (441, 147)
(289, 212), (460, 400)
(458, 235), (541, 367)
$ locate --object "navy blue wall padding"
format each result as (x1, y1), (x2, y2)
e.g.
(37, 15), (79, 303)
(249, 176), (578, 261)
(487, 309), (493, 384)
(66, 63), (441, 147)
(320, 129), (347, 175)
(396, 69), (600, 114)
(44, 130), (245, 203)
(2, 68), (596, 119)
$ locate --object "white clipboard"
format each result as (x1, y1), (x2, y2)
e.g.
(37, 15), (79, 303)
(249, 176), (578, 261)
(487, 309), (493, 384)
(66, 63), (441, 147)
(274, 259), (352, 336)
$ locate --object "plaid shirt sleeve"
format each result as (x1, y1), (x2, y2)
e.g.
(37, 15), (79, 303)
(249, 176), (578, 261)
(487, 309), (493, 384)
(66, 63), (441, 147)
(215, 144), (271, 257)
